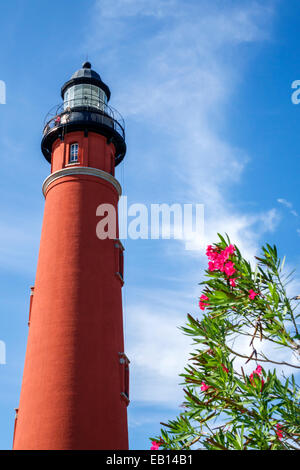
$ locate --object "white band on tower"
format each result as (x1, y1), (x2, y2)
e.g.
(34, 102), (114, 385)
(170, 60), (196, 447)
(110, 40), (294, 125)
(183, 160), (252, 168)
(42, 166), (122, 197)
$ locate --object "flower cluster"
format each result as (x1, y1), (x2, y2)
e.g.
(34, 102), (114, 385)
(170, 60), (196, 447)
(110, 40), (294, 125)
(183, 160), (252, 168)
(249, 289), (259, 300)
(249, 364), (264, 390)
(221, 363), (229, 373)
(275, 423), (283, 441)
(200, 381), (210, 392)
(199, 243), (260, 312)
(150, 441), (161, 450)
(199, 244), (237, 312)
(206, 244), (236, 277)
(199, 294), (209, 311)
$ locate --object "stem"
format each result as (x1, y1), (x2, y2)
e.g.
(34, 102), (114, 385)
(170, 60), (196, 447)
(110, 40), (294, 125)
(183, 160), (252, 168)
(225, 345), (300, 369)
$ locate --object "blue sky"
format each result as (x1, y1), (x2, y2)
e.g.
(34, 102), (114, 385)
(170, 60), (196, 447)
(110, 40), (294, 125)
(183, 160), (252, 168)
(1, 0), (300, 450)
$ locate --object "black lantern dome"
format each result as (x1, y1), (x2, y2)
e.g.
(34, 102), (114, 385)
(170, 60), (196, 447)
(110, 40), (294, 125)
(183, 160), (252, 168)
(61, 62), (111, 102)
(41, 62), (126, 166)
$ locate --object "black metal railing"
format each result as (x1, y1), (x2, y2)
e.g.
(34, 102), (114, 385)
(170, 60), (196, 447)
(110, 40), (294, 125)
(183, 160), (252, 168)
(43, 99), (125, 140)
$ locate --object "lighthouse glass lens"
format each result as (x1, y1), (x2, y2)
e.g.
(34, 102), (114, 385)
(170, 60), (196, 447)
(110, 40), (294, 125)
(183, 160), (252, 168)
(64, 85), (107, 111)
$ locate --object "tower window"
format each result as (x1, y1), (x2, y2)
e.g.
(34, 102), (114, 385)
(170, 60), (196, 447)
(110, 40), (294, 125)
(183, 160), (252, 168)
(114, 239), (124, 284)
(119, 353), (130, 405)
(69, 143), (79, 163)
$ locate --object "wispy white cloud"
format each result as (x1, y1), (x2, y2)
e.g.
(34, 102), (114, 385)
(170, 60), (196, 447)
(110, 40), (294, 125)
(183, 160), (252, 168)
(126, 303), (190, 405)
(277, 198), (292, 208)
(277, 198), (299, 230)
(89, 0), (279, 253)
(277, 197), (298, 216)
(95, 0), (177, 19)
(86, 0), (279, 413)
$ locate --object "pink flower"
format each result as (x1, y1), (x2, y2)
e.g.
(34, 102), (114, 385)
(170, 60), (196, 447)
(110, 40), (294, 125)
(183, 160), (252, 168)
(208, 261), (216, 271)
(199, 294), (209, 311)
(150, 441), (160, 450)
(229, 278), (237, 287)
(225, 244), (236, 255)
(218, 260), (226, 272)
(206, 245), (213, 256)
(207, 253), (227, 272)
(224, 262), (236, 277)
(206, 244), (236, 279)
(223, 244), (236, 261)
(249, 373), (256, 384)
(206, 245), (218, 261)
(221, 364), (229, 373)
(275, 424), (283, 440)
(249, 364), (262, 380)
(249, 289), (259, 300)
(249, 365), (264, 390)
(207, 255), (224, 272)
(255, 365), (262, 375)
(201, 381), (210, 392)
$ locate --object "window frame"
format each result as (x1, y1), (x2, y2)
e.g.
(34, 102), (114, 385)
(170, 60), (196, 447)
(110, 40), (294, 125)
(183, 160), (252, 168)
(69, 142), (79, 164)
(119, 352), (130, 405)
(114, 239), (124, 284)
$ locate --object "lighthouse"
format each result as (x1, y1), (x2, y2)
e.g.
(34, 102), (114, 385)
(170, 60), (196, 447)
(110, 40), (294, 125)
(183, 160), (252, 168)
(13, 63), (129, 450)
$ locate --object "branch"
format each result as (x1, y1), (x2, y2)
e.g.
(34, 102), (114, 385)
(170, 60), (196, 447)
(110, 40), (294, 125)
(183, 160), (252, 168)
(225, 345), (300, 369)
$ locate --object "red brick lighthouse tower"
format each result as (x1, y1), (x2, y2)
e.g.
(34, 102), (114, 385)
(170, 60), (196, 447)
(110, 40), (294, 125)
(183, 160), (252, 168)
(13, 62), (129, 450)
